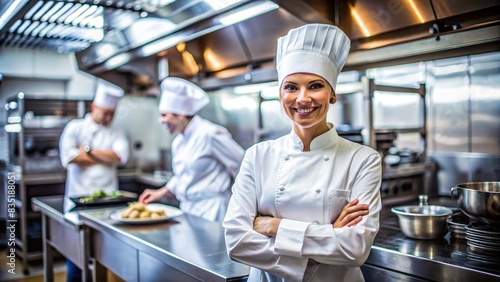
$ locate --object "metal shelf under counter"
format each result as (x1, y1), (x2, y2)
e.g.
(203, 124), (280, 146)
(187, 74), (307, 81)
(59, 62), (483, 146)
(362, 197), (500, 281)
(78, 200), (249, 281)
(33, 195), (249, 282)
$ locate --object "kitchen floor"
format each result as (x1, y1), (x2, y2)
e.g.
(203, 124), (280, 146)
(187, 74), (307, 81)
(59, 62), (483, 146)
(0, 247), (126, 282)
(0, 248), (66, 282)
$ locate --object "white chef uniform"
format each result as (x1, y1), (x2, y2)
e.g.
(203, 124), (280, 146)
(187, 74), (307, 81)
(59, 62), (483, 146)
(59, 83), (129, 212)
(166, 115), (244, 222)
(158, 77), (244, 222)
(223, 23), (382, 282)
(223, 125), (382, 282)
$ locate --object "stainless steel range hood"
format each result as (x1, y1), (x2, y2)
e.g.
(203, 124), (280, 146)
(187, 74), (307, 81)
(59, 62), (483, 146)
(2, 1), (499, 91)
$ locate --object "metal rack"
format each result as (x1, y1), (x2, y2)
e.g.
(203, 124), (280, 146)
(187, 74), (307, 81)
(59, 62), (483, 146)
(362, 78), (430, 204)
(363, 77), (427, 156)
(4, 93), (91, 274)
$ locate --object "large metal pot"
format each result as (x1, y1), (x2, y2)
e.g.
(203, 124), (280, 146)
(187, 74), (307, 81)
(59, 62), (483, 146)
(392, 195), (453, 240)
(451, 182), (500, 225)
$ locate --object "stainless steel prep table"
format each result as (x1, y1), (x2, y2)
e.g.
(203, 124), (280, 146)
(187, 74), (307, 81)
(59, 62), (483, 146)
(78, 205), (249, 282)
(32, 196), (90, 282)
(362, 197), (500, 281)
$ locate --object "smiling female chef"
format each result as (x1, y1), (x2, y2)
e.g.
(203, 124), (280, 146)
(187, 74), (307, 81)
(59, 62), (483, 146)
(139, 77), (245, 222)
(223, 24), (382, 282)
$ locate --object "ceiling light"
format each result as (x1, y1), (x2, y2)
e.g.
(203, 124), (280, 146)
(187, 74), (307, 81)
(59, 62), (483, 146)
(30, 21), (47, 36)
(32, 1), (53, 21)
(57, 4), (81, 24)
(16, 20), (30, 34)
(4, 124), (22, 133)
(23, 21), (39, 35)
(24, 0), (43, 19)
(408, 0), (425, 24)
(64, 4), (89, 25)
(219, 1), (278, 26)
(350, 4), (370, 37)
(49, 3), (72, 23)
(40, 2), (63, 22)
(141, 33), (184, 57)
(38, 22), (55, 37)
(105, 53), (131, 69)
(72, 5), (98, 25)
(234, 82), (278, 95)
(7, 116), (21, 123)
(79, 6), (102, 26)
(0, 0), (28, 30)
(204, 0), (242, 11)
(8, 19), (21, 32)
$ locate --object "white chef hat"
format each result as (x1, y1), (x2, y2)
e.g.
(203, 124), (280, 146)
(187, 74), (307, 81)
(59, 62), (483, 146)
(93, 82), (124, 109)
(276, 23), (351, 91)
(159, 77), (209, 116)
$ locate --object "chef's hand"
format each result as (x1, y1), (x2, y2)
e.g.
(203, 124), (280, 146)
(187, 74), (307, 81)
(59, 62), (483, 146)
(333, 198), (369, 228)
(253, 216), (281, 237)
(138, 187), (173, 204)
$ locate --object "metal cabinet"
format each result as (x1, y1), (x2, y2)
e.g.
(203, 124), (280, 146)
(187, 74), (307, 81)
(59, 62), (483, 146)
(4, 93), (90, 274)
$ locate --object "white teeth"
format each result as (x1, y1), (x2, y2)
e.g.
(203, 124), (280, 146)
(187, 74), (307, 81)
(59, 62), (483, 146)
(296, 108), (313, 113)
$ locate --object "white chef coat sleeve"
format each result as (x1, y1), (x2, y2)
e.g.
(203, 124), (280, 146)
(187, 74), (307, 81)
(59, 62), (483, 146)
(111, 129), (129, 165)
(223, 148), (308, 282)
(275, 152), (382, 267)
(165, 175), (179, 195)
(210, 130), (245, 178)
(59, 120), (81, 168)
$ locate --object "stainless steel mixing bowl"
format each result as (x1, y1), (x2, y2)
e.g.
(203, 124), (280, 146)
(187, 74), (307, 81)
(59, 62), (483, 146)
(392, 204), (453, 240)
(451, 182), (500, 225)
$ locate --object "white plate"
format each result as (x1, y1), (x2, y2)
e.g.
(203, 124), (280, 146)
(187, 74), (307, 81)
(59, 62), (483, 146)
(110, 203), (183, 224)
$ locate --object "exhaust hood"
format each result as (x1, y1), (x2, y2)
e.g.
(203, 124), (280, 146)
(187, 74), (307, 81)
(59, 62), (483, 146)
(1, 0), (499, 91)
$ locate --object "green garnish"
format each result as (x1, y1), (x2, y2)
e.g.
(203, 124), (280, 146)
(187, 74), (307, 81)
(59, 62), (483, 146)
(80, 189), (122, 203)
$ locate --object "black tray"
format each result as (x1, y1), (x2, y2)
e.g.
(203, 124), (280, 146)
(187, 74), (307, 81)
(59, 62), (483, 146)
(70, 191), (138, 207)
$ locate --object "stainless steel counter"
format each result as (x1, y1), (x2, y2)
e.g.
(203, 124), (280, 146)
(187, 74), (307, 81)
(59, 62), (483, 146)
(33, 195), (499, 282)
(78, 204), (249, 282)
(363, 197), (500, 281)
(32, 196), (89, 282)
(32, 195), (249, 281)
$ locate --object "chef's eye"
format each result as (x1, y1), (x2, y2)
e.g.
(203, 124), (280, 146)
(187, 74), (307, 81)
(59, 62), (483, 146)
(283, 83), (298, 91)
(310, 83), (324, 90)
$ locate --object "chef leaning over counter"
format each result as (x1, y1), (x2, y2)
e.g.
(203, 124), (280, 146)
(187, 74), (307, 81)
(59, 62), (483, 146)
(139, 77), (245, 222)
(223, 23), (382, 282)
(58, 81), (130, 282)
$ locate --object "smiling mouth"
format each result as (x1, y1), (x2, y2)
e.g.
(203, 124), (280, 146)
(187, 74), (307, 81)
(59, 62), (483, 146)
(295, 107), (317, 115)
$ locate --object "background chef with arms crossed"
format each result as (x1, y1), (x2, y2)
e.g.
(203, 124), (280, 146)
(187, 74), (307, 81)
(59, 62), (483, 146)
(59, 82), (130, 212)
(59, 82), (129, 282)
(139, 77), (245, 223)
(223, 23), (382, 282)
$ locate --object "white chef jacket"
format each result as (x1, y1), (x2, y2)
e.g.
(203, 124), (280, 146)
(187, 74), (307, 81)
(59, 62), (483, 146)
(166, 115), (244, 222)
(223, 123), (382, 282)
(60, 114), (129, 212)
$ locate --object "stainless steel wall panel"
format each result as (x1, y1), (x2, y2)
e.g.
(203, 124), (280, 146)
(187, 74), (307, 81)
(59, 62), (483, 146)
(372, 91), (422, 129)
(430, 152), (500, 196)
(200, 89), (259, 149)
(259, 100), (290, 141)
(334, 92), (366, 129)
(112, 96), (173, 170)
(428, 57), (469, 152)
(469, 52), (500, 154)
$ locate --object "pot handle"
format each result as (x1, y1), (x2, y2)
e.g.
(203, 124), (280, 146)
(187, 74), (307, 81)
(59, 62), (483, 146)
(450, 187), (459, 200)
